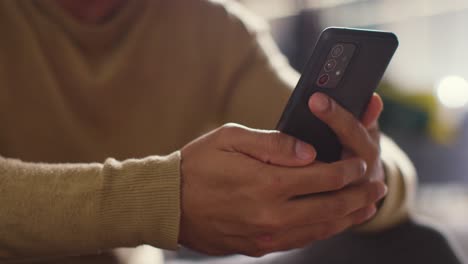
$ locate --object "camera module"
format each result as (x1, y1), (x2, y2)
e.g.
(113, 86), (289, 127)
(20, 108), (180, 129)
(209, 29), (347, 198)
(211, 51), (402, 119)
(316, 42), (356, 89)
(324, 59), (337, 72)
(331, 44), (344, 58)
(317, 74), (330, 86)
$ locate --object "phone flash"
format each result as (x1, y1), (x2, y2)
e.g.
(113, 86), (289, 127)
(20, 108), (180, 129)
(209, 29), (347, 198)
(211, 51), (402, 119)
(335, 70), (342, 76)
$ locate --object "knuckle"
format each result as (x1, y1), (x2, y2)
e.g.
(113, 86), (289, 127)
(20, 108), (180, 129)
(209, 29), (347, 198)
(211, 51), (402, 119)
(248, 236), (279, 257)
(222, 122), (240, 129)
(348, 121), (363, 139)
(260, 218), (283, 233)
(328, 172), (346, 190)
(267, 132), (282, 148)
(256, 151), (273, 165)
(252, 240), (273, 256)
(334, 122), (349, 137)
(219, 123), (243, 137)
(335, 115), (360, 137)
(267, 132), (292, 155)
(330, 112), (355, 135)
(290, 238), (313, 250)
(252, 210), (283, 233)
(248, 248), (268, 258)
(255, 252), (268, 258)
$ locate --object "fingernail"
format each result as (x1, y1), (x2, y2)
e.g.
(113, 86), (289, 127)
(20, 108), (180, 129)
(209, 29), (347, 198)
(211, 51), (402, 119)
(377, 183), (388, 199)
(295, 140), (314, 160)
(311, 93), (330, 113)
(360, 160), (368, 175)
(366, 206), (377, 219)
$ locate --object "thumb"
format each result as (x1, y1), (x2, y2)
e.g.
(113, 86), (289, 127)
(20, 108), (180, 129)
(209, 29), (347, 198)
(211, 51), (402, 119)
(220, 124), (316, 166)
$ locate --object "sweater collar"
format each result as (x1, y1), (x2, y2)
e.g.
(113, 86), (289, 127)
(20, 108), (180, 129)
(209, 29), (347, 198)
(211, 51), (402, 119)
(30, 0), (149, 53)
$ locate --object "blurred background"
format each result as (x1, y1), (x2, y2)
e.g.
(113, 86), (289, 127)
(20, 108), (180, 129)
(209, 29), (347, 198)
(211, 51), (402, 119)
(238, 0), (468, 257)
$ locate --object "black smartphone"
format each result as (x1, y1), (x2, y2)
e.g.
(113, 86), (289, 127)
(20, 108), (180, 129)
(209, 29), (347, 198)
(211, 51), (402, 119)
(276, 27), (398, 163)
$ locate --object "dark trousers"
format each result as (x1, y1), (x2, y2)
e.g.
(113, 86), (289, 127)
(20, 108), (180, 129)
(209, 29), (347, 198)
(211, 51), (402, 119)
(169, 220), (464, 264)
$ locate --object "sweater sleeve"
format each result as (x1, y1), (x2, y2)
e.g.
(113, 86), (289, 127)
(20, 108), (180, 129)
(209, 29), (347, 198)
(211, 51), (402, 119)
(0, 152), (180, 260)
(217, 2), (416, 232)
(355, 135), (417, 232)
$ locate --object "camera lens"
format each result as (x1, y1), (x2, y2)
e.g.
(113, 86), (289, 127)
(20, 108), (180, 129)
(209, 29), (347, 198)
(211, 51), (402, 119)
(317, 74), (330, 86)
(324, 59), (337, 72)
(331, 44), (344, 58)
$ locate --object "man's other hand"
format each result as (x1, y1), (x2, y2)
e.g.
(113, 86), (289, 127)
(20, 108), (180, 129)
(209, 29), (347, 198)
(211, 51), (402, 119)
(179, 123), (385, 257)
(308, 92), (385, 183)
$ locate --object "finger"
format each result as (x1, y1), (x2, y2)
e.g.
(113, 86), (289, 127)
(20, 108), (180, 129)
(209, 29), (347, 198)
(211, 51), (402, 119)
(285, 180), (387, 225)
(255, 157), (368, 198)
(361, 94), (383, 149)
(360, 93), (384, 128)
(253, 205), (377, 254)
(218, 123), (316, 167)
(367, 122), (380, 146)
(340, 94), (382, 159)
(308, 93), (377, 161)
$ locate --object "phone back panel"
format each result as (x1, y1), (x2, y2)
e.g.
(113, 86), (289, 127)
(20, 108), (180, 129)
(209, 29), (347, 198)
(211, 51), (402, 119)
(276, 28), (398, 162)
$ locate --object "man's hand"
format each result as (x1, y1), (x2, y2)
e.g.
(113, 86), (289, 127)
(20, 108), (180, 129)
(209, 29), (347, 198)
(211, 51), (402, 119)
(179, 123), (386, 257)
(308, 92), (385, 182)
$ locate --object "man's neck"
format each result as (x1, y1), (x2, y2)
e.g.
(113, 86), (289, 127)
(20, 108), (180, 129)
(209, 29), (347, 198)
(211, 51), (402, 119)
(55, 0), (126, 24)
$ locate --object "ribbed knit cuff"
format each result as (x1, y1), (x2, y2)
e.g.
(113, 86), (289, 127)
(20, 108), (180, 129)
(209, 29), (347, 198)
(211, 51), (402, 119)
(98, 151), (181, 250)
